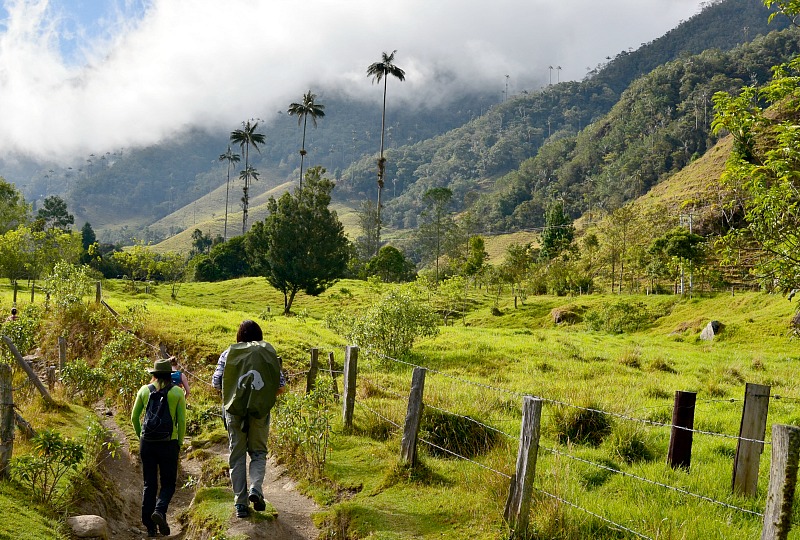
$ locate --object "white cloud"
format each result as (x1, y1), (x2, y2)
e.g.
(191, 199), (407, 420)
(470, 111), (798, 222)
(0, 0), (702, 163)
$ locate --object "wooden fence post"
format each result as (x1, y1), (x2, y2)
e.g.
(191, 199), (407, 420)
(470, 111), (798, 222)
(58, 336), (67, 373)
(30, 284), (34, 304)
(733, 383), (770, 496)
(95, 281), (102, 304)
(2, 336), (55, 406)
(12, 282), (17, 304)
(667, 390), (696, 469)
(342, 346), (358, 431)
(400, 367), (426, 466)
(504, 396), (543, 537)
(306, 348), (319, 394)
(328, 352), (339, 402)
(0, 364), (13, 480)
(761, 424), (800, 540)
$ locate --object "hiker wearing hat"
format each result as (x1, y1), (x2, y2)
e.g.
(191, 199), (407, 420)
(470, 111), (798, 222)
(131, 358), (187, 537)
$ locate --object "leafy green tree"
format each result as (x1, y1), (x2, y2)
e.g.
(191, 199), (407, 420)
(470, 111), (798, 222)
(112, 243), (157, 283)
(156, 252), (186, 298)
(288, 90), (325, 189)
(366, 50), (406, 250)
(539, 200), (574, 261)
(246, 167), (350, 315)
(460, 235), (489, 278)
(190, 228), (212, 256)
(218, 146), (240, 241)
(80, 222), (96, 251)
(0, 226), (32, 284)
(0, 178), (29, 234)
(35, 195), (74, 232)
(417, 187), (455, 282)
(649, 227), (705, 293)
(366, 245), (416, 283)
(355, 199), (379, 261)
(193, 236), (250, 282)
(230, 120), (265, 234)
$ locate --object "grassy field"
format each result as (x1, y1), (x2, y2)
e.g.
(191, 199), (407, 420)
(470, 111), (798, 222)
(2, 278), (800, 539)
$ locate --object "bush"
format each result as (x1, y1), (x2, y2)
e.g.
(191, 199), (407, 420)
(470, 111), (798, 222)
(11, 429), (84, 506)
(61, 358), (108, 405)
(419, 408), (499, 459)
(44, 262), (93, 312)
(0, 304), (42, 362)
(585, 301), (651, 333)
(551, 404), (612, 447)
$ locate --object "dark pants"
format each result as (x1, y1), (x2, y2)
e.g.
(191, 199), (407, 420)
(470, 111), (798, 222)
(140, 439), (180, 529)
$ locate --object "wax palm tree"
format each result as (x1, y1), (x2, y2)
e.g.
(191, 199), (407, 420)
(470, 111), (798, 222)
(366, 50), (405, 253)
(230, 120), (265, 234)
(287, 90), (325, 190)
(218, 145), (240, 241)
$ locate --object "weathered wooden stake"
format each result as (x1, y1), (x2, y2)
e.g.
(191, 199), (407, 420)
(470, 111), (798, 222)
(2, 336), (55, 406)
(400, 367), (426, 466)
(30, 284), (34, 304)
(667, 390), (696, 469)
(328, 352), (339, 402)
(46, 366), (56, 392)
(101, 299), (118, 317)
(504, 396), (543, 537)
(306, 348), (319, 394)
(58, 336), (67, 372)
(342, 346), (358, 430)
(0, 364), (13, 480)
(14, 412), (35, 439)
(95, 281), (102, 303)
(12, 282), (17, 304)
(761, 424), (800, 540)
(733, 383), (770, 496)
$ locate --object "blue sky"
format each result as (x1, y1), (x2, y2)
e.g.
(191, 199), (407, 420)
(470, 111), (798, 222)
(0, 0), (705, 163)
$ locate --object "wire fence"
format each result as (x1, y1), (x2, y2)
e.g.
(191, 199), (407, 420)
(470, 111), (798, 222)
(354, 347), (779, 537)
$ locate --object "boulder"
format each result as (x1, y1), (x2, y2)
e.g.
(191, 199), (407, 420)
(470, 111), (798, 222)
(66, 515), (109, 539)
(699, 320), (723, 341)
(551, 307), (579, 325)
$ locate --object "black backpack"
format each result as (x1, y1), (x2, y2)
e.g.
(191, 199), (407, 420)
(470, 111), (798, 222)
(141, 383), (173, 442)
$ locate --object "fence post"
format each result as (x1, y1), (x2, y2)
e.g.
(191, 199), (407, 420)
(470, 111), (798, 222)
(306, 348), (319, 394)
(12, 282), (17, 304)
(0, 364), (12, 480)
(328, 352), (339, 402)
(733, 383), (770, 496)
(58, 336), (67, 373)
(2, 336), (55, 406)
(95, 281), (102, 303)
(667, 390), (696, 469)
(342, 346), (358, 431)
(504, 396), (543, 537)
(30, 284), (34, 304)
(400, 367), (426, 466)
(761, 424), (800, 540)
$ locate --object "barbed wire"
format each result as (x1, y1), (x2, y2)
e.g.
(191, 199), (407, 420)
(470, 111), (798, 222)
(424, 401), (517, 442)
(534, 487), (654, 540)
(360, 375), (409, 401)
(369, 350), (771, 446)
(355, 400), (403, 429)
(540, 445), (763, 518)
(418, 437), (512, 479)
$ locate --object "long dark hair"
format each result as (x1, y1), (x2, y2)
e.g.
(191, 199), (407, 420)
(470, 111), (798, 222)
(151, 371), (172, 390)
(236, 320), (263, 342)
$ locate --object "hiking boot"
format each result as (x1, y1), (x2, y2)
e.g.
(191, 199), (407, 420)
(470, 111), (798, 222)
(235, 503), (250, 518)
(147, 527), (157, 537)
(248, 489), (266, 511)
(151, 511), (170, 536)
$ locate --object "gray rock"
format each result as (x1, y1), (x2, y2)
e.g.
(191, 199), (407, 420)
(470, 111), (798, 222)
(66, 515), (109, 539)
(700, 320), (722, 341)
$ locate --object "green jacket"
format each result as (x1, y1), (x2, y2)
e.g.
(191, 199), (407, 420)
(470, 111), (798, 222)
(131, 383), (186, 444)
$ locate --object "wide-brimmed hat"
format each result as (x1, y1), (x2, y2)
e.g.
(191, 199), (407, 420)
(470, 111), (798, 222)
(148, 358), (174, 375)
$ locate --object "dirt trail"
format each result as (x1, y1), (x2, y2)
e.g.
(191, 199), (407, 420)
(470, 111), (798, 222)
(95, 412), (319, 539)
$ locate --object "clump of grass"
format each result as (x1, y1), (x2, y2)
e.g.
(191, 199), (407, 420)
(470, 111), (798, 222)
(419, 408), (499, 459)
(550, 404), (613, 447)
(606, 425), (656, 464)
(618, 347), (642, 369)
(703, 380), (727, 398)
(537, 361), (555, 373)
(751, 357), (766, 371)
(199, 455), (230, 487)
(644, 386), (672, 400)
(650, 357), (677, 373)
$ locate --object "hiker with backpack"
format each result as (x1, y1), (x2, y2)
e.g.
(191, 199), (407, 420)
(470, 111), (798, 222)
(169, 356), (190, 400)
(131, 358), (187, 537)
(212, 320), (286, 518)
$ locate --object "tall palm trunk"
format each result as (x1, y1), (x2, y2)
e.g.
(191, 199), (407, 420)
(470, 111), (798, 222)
(242, 144), (250, 235)
(376, 76), (388, 255)
(300, 115), (308, 189)
(224, 160), (232, 241)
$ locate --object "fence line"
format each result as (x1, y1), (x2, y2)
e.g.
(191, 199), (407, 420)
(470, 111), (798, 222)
(354, 400), (403, 430)
(370, 349), (772, 446)
(534, 487), (654, 540)
(540, 445), (763, 517)
(417, 437), (512, 479)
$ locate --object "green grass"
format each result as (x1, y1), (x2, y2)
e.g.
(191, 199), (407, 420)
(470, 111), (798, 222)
(3, 276), (800, 539)
(0, 483), (66, 540)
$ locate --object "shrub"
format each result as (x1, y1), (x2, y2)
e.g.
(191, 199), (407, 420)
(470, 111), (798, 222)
(551, 404), (612, 447)
(44, 261), (93, 312)
(11, 429), (84, 506)
(270, 385), (334, 478)
(0, 304), (42, 362)
(585, 301), (651, 333)
(61, 358), (108, 405)
(419, 408), (499, 459)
